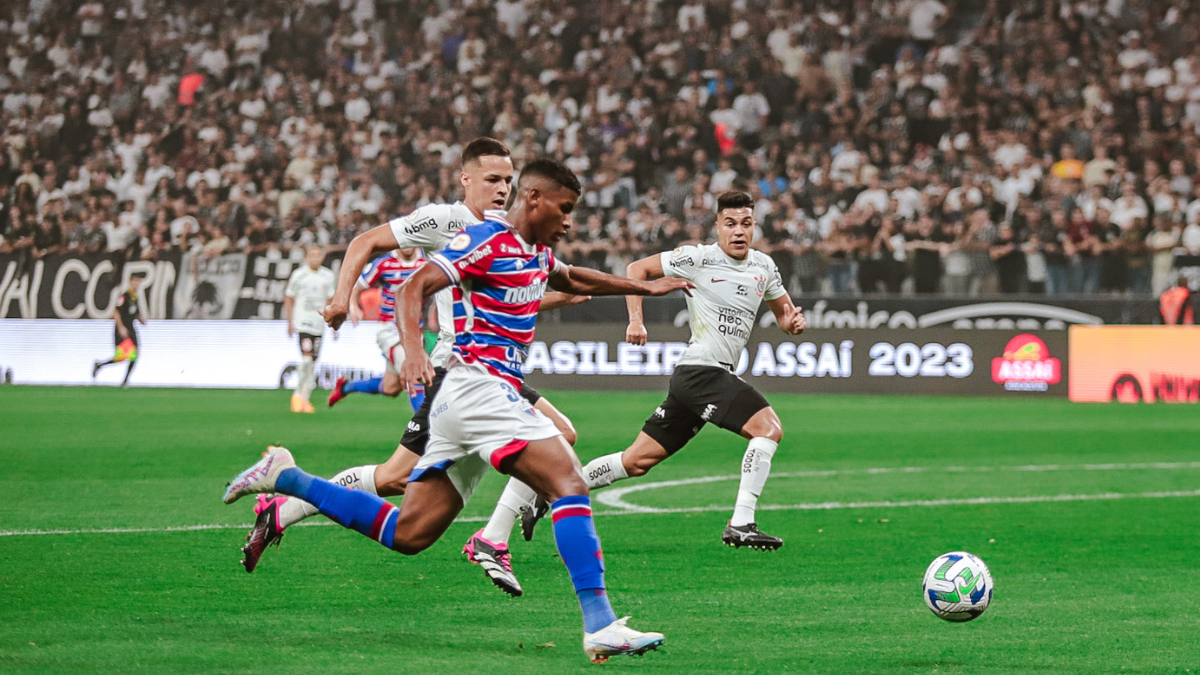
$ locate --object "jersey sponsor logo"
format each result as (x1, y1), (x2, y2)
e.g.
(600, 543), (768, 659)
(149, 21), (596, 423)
(736, 284), (749, 296)
(502, 281), (547, 304)
(702, 257), (721, 265)
(446, 219), (469, 232)
(500, 244), (524, 255)
(456, 244), (492, 268)
(448, 233), (472, 251)
(404, 217), (438, 236)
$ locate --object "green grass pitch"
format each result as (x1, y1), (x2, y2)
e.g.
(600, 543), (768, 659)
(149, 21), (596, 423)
(2, 386), (1199, 674)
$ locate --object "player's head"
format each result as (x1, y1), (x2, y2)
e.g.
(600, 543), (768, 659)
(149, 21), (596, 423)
(460, 137), (514, 218)
(512, 158), (581, 246)
(714, 191), (755, 260)
(305, 245), (324, 270)
(129, 272), (146, 291)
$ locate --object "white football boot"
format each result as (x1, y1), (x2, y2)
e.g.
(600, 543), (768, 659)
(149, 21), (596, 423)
(583, 616), (664, 663)
(222, 446), (296, 505)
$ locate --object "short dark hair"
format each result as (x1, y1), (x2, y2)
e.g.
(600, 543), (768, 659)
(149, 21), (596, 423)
(520, 158), (582, 195)
(461, 137), (511, 167)
(716, 190), (754, 213)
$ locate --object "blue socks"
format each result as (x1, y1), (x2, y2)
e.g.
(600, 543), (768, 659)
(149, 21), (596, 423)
(409, 387), (425, 412)
(275, 468), (399, 548)
(344, 377), (385, 395)
(551, 495), (617, 633)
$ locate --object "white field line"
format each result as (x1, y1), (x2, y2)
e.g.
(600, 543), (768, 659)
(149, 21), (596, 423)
(594, 461), (1200, 511)
(3, 462), (1199, 538)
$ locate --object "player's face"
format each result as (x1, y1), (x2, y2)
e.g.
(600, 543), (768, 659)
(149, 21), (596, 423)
(460, 155), (514, 216)
(715, 207), (755, 260)
(529, 185), (578, 246)
(305, 248), (324, 269)
(397, 247), (419, 260)
(129, 276), (143, 292)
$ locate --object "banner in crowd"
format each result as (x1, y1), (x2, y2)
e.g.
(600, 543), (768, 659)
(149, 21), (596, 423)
(520, 325), (1070, 397)
(0, 319), (384, 389)
(558, 296), (1158, 329)
(173, 252), (247, 319)
(0, 252), (180, 320)
(1069, 326), (1200, 404)
(232, 252), (344, 319)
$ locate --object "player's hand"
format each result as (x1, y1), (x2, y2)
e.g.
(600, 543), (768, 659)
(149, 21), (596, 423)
(348, 302), (364, 326)
(322, 302), (348, 330)
(399, 352), (436, 397)
(286, 321), (295, 337)
(626, 321), (648, 345)
(781, 305), (807, 335)
(565, 294), (592, 306)
(645, 277), (694, 297)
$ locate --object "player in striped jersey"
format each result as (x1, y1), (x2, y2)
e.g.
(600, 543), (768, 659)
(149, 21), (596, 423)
(326, 246), (428, 411)
(237, 139), (586, 593)
(223, 159), (691, 662)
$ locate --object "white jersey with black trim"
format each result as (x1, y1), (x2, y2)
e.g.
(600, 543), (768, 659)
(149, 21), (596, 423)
(285, 265), (336, 335)
(386, 201), (504, 367)
(659, 243), (787, 371)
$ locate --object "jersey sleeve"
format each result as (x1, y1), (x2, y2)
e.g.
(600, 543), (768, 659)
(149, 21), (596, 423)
(358, 256), (384, 289)
(284, 269), (300, 298)
(546, 248), (564, 276)
(387, 204), (457, 250)
(659, 245), (701, 281)
(429, 224), (500, 284)
(763, 256), (787, 301)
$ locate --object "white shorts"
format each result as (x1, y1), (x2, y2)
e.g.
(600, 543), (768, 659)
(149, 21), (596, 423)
(412, 364), (562, 503)
(376, 322), (404, 374)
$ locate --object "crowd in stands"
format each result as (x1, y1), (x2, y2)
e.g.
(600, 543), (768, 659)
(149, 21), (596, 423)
(2, 0), (1200, 297)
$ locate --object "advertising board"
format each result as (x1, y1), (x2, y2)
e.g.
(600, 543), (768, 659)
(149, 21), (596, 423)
(1068, 326), (1200, 403)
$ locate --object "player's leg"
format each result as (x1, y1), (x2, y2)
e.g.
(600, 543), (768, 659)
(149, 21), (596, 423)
(94, 332), (129, 378)
(120, 334), (139, 387)
(223, 446), (462, 556)
(718, 386), (784, 550)
(293, 334), (319, 412)
(502, 438), (664, 661)
(471, 385), (579, 550)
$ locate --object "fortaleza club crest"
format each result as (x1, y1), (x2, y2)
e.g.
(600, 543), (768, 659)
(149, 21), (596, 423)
(991, 334), (1061, 392)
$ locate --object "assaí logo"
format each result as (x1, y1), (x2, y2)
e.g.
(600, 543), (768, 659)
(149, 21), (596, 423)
(991, 334), (1061, 391)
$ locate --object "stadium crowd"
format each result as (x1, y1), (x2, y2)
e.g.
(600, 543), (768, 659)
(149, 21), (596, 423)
(1, 0), (1200, 297)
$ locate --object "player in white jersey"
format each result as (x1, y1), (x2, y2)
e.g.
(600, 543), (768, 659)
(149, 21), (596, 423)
(523, 191), (807, 549)
(284, 246), (336, 413)
(240, 139), (585, 594)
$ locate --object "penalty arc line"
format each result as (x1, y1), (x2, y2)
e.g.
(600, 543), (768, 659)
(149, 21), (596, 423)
(3, 488), (1200, 538)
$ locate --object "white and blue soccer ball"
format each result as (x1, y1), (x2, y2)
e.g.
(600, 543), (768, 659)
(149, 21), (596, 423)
(922, 551), (993, 622)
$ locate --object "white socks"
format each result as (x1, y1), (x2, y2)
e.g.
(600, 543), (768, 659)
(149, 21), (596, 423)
(730, 438), (778, 527)
(296, 356), (315, 401)
(582, 453), (629, 489)
(278, 464), (378, 529)
(480, 478), (538, 545)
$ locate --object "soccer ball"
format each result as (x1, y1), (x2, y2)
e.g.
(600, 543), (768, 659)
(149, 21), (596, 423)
(922, 551), (993, 622)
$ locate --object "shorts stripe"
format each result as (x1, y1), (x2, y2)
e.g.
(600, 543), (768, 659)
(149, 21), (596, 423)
(489, 439), (529, 471)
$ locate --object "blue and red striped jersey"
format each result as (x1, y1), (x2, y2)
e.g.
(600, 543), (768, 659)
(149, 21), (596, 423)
(358, 251), (425, 322)
(430, 217), (562, 386)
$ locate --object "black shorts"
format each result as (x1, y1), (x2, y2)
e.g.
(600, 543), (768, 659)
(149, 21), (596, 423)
(399, 368), (542, 456)
(298, 333), (322, 358)
(641, 365), (770, 455)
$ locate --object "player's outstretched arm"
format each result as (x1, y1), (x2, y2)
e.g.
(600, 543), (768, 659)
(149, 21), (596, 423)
(539, 291), (591, 311)
(393, 264), (452, 395)
(549, 263), (692, 299)
(623, 254), (667, 345)
(766, 295), (807, 336)
(324, 224), (400, 329)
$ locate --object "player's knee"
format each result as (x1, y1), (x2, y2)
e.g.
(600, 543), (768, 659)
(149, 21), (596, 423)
(745, 412), (783, 443)
(546, 469), (588, 501)
(381, 379), (403, 397)
(560, 426), (578, 447)
(625, 453), (658, 477)
(373, 467), (408, 497)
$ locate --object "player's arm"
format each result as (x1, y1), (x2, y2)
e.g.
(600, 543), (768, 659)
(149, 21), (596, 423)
(548, 262), (691, 298)
(283, 294), (296, 336)
(323, 223), (399, 329)
(765, 295), (806, 336)
(393, 264), (452, 395)
(539, 290), (591, 311)
(622, 253), (666, 345)
(348, 283), (365, 325)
